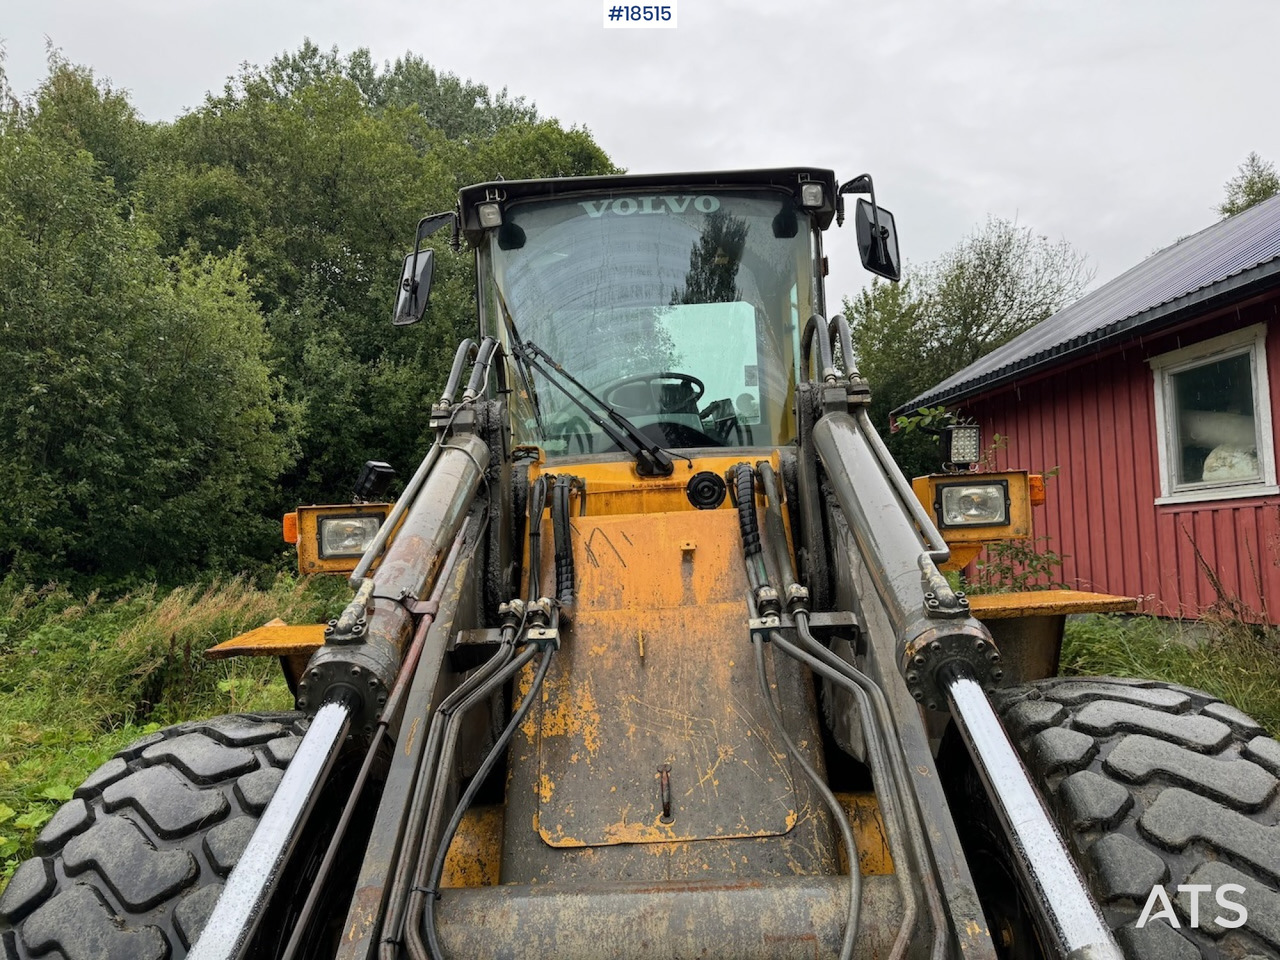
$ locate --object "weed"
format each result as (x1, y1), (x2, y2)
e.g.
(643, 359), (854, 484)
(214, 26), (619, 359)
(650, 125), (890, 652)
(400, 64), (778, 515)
(1062, 613), (1280, 737)
(0, 573), (349, 886)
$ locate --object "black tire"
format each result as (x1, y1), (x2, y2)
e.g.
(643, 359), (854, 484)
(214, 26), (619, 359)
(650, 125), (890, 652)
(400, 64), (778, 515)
(983, 677), (1280, 960)
(0, 713), (307, 960)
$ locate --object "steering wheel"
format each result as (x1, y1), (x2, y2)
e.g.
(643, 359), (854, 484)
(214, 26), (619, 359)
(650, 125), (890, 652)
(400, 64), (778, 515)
(601, 372), (706, 415)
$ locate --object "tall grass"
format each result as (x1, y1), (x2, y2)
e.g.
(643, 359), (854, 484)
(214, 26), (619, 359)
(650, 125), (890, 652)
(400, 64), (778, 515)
(0, 575), (349, 884)
(1062, 613), (1280, 736)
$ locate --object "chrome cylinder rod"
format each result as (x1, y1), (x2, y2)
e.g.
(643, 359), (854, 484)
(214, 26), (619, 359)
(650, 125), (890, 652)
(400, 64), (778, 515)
(188, 698), (354, 960)
(941, 663), (1123, 960)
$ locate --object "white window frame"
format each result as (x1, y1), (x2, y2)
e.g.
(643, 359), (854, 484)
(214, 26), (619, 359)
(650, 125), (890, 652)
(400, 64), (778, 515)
(1150, 323), (1277, 505)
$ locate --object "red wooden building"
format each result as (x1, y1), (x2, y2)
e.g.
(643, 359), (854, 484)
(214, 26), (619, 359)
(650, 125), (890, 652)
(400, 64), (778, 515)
(896, 195), (1280, 622)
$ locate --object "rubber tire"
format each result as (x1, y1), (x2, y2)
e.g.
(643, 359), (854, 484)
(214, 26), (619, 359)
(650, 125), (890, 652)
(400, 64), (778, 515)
(986, 677), (1280, 960)
(0, 713), (307, 960)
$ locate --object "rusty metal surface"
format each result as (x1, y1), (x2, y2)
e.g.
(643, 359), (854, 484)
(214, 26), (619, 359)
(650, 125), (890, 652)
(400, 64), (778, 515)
(334, 535), (479, 960)
(372, 433), (488, 606)
(206, 619), (325, 659)
(432, 875), (902, 960)
(836, 792), (894, 876)
(441, 805), (504, 889)
(503, 508), (837, 885)
(830, 508), (997, 960)
(528, 452), (781, 517)
(966, 589), (1138, 619)
(538, 511), (798, 847)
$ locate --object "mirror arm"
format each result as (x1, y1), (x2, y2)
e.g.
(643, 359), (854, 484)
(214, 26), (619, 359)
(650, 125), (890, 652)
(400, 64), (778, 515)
(839, 174), (889, 267)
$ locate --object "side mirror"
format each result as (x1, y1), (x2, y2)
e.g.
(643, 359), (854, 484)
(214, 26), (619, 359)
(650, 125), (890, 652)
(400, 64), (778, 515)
(393, 248), (434, 326)
(855, 199), (901, 282)
(392, 211), (458, 327)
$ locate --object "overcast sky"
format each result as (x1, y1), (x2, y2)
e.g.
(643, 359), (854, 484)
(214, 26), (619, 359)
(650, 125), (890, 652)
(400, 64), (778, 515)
(4, 0), (1278, 307)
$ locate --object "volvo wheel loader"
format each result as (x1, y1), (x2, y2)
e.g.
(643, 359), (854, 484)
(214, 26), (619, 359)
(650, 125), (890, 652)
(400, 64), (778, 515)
(4, 168), (1279, 960)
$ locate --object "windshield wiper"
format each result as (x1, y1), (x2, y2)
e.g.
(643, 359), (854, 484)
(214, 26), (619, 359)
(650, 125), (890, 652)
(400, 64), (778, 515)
(512, 338), (675, 478)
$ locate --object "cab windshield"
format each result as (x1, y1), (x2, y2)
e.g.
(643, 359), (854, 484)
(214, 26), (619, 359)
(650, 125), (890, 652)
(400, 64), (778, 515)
(481, 190), (819, 455)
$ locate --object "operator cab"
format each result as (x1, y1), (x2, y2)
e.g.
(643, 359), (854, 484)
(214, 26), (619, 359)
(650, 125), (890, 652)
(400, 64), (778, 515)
(459, 170), (840, 460)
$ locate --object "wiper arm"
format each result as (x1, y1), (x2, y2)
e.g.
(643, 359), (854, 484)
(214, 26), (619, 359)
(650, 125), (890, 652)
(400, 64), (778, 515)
(513, 339), (674, 477)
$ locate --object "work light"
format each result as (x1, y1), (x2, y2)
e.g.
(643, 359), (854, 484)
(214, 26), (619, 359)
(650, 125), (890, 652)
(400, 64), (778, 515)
(318, 516), (383, 558)
(800, 183), (825, 208)
(944, 424), (982, 467)
(478, 202), (503, 228)
(935, 481), (1010, 528)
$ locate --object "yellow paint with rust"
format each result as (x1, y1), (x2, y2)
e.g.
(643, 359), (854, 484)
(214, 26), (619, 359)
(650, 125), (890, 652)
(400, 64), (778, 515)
(835, 792), (894, 876)
(441, 805), (505, 888)
(292, 502), (392, 576)
(537, 672), (602, 756)
(529, 452), (783, 518)
(967, 589), (1138, 620)
(528, 508), (801, 850)
(205, 619), (326, 660)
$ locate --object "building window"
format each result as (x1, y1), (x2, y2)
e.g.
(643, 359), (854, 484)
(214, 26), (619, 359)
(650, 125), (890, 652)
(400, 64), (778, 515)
(1150, 323), (1276, 504)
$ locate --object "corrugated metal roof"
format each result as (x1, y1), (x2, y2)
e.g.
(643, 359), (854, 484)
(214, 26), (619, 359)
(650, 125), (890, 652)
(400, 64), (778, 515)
(895, 193), (1280, 414)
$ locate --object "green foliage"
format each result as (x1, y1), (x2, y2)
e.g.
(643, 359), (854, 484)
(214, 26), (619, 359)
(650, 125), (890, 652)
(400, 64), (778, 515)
(0, 574), (349, 882)
(1063, 614), (1280, 737)
(893, 405), (956, 436)
(0, 43), (617, 577)
(143, 46), (616, 506)
(966, 537), (1068, 594)
(844, 219), (1091, 478)
(1218, 152), (1280, 218)
(0, 93), (298, 582)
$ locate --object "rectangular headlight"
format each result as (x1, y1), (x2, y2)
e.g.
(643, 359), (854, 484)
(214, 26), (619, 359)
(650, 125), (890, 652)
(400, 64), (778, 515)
(318, 515), (382, 558)
(936, 481), (1010, 528)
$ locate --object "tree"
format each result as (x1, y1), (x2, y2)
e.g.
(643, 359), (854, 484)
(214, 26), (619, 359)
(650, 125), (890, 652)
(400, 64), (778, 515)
(1218, 152), (1280, 218)
(845, 218), (1091, 477)
(144, 45), (616, 505)
(0, 105), (296, 583)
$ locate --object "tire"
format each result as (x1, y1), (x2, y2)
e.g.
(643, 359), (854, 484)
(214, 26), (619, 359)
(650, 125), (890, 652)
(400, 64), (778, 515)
(984, 677), (1280, 960)
(0, 713), (307, 960)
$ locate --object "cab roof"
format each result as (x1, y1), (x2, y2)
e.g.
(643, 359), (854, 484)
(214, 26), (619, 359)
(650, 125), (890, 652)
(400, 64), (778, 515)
(457, 167), (839, 244)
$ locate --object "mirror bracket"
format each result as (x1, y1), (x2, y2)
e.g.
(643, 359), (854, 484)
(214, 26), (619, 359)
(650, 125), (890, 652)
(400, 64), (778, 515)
(392, 211), (459, 326)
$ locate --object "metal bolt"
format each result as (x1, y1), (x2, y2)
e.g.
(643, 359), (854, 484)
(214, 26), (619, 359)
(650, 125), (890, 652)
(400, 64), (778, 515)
(930, 641), (943, 653)
(914, 655), (926, 666)
(992, 668), (1004, 680)
(351, 666), (362, 677)
(924, 592), (936, 600)
(658, 764), (673, 823)
(368, 677), (379, 688)
(911, 690), (924, 702)
(376, 694), (387, 705)
(310, 668), (322, 679)
(906, 671), (918, 683)
(298, 680), (309, 690)
(927, 701), (938, 711)
(297, 697), (309, 708)
(974, 639), (986, 651)
(988, 651), (1000, 662)
(927, 598), (940, 608)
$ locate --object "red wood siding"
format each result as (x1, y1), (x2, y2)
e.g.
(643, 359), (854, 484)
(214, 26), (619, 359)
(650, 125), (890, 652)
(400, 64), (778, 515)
(959, 292), (1280, 622)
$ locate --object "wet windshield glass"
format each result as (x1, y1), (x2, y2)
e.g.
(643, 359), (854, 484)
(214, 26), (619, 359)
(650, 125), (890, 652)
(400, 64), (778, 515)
(484, 190), (818, 454)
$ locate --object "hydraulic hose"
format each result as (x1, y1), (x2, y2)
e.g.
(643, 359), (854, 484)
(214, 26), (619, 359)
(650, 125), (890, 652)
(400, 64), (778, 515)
(775, 624), (926, 960)
(828, 314), (857, 379)
(414, 636), (559, 960)
(731, 464), (767, 589)
(552, 476), (575, 607)
(801, 314), (838, 383)
(377, 626), (523, 960)
(752, 462), (934, 960)
(527, 476), (548, 601)
(751, 631), (860, 960)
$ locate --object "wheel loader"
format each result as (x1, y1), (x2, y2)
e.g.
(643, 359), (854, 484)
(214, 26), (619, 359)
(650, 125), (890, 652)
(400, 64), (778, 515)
(4, 167), (1279, 960)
